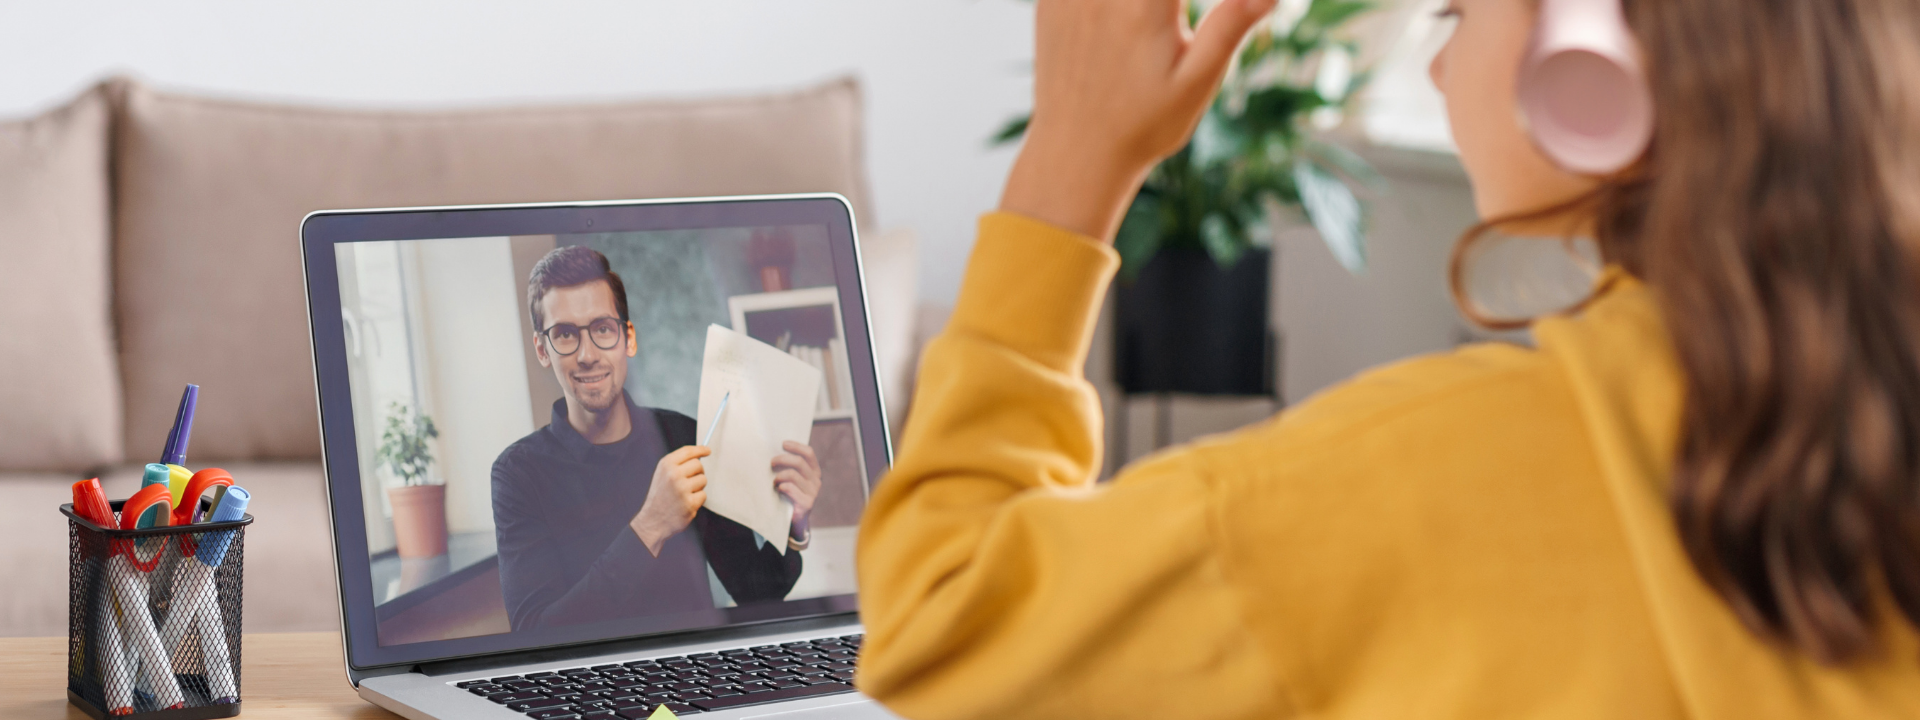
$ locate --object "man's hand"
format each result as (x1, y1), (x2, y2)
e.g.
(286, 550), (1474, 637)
(1001, 0), (1276, 241)
(772, 441), (823, 541)
(631, 445), (710, 556)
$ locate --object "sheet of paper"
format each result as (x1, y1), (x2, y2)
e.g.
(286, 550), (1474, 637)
(696, 324), (822, 554)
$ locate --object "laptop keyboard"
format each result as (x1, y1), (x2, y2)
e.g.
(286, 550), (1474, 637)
(453, 633), (863, 718)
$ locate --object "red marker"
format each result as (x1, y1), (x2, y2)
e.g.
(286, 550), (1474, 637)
(70, 478), (132, 714)
(70, 478), (115, 528)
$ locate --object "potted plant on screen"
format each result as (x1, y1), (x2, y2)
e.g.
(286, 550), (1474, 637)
(997, 0), (1379, 399)
(379, 402), (446, 558)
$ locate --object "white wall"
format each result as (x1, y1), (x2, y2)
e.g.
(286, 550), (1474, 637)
(0, 0), (1035, 305)
(409, 237), (535, 536)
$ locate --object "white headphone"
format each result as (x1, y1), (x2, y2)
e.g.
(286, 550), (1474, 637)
(1516, 0), (1654, 174)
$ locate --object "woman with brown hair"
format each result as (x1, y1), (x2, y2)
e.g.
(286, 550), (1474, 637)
(854, 0), (1920, 717)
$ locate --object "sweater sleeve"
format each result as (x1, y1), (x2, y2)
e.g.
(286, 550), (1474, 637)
(696, 507), (803, 603)
(492, 452), (702, 631)
(855, 213), (1287, 720)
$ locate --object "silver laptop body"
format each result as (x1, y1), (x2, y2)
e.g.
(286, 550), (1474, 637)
(301, 195), (901, 720)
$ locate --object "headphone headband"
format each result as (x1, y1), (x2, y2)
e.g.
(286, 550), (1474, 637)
(1517, 0), (1654, 174)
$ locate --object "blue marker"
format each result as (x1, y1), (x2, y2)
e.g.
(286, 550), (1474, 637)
(137, 464), (176, 528)
(197, 486), (249, 566)
(160, 486), (248, 704)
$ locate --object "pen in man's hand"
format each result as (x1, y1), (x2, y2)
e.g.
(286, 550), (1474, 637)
(701, 391), (731, 447)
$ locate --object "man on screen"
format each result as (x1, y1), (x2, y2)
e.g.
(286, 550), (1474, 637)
(492, 245), (822, 631)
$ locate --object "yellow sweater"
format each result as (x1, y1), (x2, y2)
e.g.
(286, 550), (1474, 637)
(855, 212), (1920, 719)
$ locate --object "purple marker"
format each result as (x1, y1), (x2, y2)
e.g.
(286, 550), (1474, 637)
(161, 384), (198, 466)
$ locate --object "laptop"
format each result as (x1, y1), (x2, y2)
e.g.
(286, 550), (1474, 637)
(300, 194), (900, 719)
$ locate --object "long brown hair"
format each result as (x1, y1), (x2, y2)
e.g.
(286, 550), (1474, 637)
(1453, 0), (1920, 663)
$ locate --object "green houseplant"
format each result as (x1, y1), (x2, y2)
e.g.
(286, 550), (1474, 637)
(998, 0), (1380, 398)
(378, 402), (447, 558)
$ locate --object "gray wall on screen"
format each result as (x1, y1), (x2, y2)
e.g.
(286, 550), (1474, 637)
(564, 225), (836, 418)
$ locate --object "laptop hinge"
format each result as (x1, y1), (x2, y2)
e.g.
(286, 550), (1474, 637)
(346, 660), (420, 688)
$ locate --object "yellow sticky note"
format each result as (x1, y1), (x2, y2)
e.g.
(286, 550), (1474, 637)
(648, 705), (679, 720)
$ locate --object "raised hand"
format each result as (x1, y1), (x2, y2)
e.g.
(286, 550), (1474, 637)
(772, 441), (823, 541)
(630, 445), (711, 556)
(1002, 0), (1277, 241)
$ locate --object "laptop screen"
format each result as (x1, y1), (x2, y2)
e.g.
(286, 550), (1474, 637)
(303, 197), (880, 669)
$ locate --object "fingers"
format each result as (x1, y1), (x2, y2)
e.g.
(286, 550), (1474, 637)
(774, 477), (812, 509)
(773, 468), (815, 490)
(781, 441), (818, 466)
(773, 469), (818, 513)
(774, 443), (822, 480)
(774, 470), (803, 490)
(668, 445), (713, 462)
(770, 453), (813, 475)
(1180, 0), (1276, 89)
(676, 456), (708, 479)
(670, 457), (708, 496)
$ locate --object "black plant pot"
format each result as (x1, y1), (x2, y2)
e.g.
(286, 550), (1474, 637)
(1114, 246), (1276, 397)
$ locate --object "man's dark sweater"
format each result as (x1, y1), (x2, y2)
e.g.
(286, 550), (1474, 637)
(491, 395), (802, 631)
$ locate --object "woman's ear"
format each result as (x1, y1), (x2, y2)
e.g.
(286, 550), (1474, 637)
(1434, 0), (1604, 227)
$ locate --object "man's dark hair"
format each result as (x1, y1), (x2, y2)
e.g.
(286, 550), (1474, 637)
(527, 245), (629, 331)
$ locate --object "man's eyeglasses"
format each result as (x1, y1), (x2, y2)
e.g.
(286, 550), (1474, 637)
(541, 317), (627, 356)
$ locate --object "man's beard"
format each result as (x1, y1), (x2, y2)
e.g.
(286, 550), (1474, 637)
(573, 385), (623, 413)
(565, 360), (623, 413)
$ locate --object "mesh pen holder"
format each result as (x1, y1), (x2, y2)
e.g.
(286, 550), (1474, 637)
(63, 500), (250, 720)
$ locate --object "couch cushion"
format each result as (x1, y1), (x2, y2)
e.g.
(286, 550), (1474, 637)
(0, 473), (93, 636)
(0, 88), (122, 473)
(110, 77), (874, 462)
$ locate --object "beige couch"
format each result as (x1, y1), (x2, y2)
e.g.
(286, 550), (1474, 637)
(0, 77), (932, 637)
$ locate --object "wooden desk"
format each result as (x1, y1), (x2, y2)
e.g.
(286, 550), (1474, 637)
(0, 633), (400, 719)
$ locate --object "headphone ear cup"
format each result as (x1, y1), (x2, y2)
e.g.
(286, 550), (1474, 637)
(1517, 0), (1655, 174)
